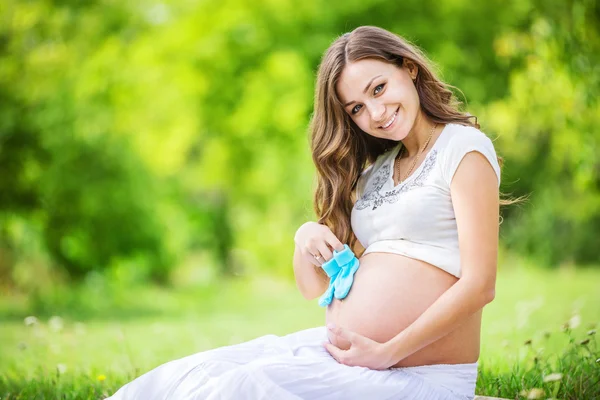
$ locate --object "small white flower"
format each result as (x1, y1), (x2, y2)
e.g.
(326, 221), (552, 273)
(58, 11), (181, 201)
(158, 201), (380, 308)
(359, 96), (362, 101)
(49, 316), (64, 332)
(56, 363), (67, 374)
(543, 372), (563, 382)
(24, 316), (38, 326)
(569, 314), (581, 329)
(527, 388), (545, 399)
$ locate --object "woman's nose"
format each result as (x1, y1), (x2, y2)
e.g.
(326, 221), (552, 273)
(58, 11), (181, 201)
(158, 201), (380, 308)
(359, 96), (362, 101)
(367, 102), (386, 124)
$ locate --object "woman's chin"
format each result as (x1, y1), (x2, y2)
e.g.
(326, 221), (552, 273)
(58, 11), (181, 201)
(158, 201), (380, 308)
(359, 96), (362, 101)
(390, 126), (409, 141)
(386, 118), (409, 140)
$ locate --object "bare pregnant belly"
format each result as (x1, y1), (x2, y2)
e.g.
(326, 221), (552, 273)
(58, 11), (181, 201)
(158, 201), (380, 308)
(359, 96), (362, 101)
(325, 252), (482, 367)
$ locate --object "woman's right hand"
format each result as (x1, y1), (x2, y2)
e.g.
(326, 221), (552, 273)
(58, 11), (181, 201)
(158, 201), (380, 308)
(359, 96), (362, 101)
(294, 221), (345, 267)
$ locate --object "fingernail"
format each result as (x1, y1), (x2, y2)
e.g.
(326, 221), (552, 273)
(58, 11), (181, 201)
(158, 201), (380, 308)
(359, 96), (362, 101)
(327, 323), (335, 330)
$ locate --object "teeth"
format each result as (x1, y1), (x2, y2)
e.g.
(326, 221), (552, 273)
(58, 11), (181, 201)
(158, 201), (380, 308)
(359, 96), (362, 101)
(381, 112), (397, 129)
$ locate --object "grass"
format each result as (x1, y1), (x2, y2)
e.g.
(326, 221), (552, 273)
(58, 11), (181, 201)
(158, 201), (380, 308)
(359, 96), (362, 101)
(0, 265), (598, 399)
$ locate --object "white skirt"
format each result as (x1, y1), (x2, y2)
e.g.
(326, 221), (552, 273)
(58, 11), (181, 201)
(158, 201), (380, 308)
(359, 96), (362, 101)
(107, 326), (478, 400)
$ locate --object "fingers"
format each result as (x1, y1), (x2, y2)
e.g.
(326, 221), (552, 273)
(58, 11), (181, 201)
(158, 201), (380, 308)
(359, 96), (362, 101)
(327, 323), (357, 343)
(315, 242), (333, 263)
(304, 247), (323, 266)
(303, 249), (322, 267)
(297, 222), (346, 266)
(301, 238), (324, 267)
(306, 240), (333, 266)
(323, 342), (347, 364)
(325, 231), (345, 252)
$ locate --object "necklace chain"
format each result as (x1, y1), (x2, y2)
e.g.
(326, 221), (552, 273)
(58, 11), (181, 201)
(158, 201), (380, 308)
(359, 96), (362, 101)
(394, 123), (438, 185)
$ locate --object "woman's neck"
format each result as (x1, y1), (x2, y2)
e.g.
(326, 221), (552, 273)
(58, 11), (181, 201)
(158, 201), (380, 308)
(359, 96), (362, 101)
(401, 113), (438, 158)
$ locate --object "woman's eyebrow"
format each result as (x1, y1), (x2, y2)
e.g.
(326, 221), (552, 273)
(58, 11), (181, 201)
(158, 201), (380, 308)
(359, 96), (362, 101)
(343, 75), (383, 107)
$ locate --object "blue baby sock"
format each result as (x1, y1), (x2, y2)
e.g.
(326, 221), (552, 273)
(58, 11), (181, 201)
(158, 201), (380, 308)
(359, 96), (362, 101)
(318, 244), (360, 307)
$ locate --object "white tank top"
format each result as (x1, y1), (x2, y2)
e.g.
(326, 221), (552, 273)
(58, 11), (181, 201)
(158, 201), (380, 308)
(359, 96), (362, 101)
(350, 123), (501, 278)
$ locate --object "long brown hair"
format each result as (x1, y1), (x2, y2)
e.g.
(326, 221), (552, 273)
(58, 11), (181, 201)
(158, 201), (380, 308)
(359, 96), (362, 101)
(309, 26), (517, 255)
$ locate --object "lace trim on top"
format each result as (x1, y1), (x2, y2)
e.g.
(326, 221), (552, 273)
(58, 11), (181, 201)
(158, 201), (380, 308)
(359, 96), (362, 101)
(355, 149), (438, 211)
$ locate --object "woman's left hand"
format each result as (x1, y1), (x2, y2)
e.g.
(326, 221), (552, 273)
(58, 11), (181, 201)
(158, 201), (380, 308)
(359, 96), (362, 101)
(323, 324), (396, 370)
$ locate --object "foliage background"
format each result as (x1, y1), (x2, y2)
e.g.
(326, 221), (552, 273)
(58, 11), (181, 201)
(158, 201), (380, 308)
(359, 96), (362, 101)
(1, 0), (598, 289)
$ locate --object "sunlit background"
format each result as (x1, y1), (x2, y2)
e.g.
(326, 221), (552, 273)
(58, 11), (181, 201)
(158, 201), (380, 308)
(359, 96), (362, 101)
(0, 0), (598, 398)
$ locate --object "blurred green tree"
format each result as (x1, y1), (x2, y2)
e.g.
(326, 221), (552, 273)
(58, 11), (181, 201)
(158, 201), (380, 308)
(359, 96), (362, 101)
(0, 0), (597, 290)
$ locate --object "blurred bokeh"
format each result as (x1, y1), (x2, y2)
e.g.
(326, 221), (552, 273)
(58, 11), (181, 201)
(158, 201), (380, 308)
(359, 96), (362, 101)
(0, 0), (598, 297)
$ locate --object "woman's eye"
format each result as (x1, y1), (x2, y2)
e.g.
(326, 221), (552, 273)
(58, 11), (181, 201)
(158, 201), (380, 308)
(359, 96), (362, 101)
(350, 83), (384, 115)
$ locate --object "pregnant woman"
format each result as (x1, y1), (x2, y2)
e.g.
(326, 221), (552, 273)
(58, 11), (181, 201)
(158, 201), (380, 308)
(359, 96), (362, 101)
(108, 25), (509, 400)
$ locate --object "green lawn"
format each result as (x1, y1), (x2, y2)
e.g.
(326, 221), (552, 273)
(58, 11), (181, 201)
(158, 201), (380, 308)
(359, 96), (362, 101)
(0, 265), (598, 399)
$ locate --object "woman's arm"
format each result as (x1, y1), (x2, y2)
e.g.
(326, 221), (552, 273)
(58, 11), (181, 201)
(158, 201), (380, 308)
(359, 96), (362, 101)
(384, 151), (499, 363)
(293, 242), (330, 300)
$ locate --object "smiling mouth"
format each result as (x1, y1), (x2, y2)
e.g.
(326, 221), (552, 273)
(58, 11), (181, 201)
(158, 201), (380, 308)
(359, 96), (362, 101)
(378, 107), (400, 130)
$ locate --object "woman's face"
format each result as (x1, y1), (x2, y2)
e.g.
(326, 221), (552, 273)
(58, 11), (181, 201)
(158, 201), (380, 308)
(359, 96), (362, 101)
(336, 58), (420, 141)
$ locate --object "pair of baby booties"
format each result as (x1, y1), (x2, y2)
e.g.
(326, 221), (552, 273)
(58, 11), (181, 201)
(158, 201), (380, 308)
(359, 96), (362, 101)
(318, 244), (360, 307)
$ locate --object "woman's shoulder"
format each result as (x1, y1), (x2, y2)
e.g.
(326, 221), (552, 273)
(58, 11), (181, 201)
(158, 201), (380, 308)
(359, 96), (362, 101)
(444, 123), (498, 149)
(440, 123), (501, 186)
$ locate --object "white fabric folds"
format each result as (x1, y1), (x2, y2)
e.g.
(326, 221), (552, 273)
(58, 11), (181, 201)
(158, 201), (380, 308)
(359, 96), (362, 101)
(107, 326), (478, 400)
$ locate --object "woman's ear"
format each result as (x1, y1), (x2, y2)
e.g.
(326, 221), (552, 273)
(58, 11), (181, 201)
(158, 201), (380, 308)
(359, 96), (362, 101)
(403, 59), (419, 81)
